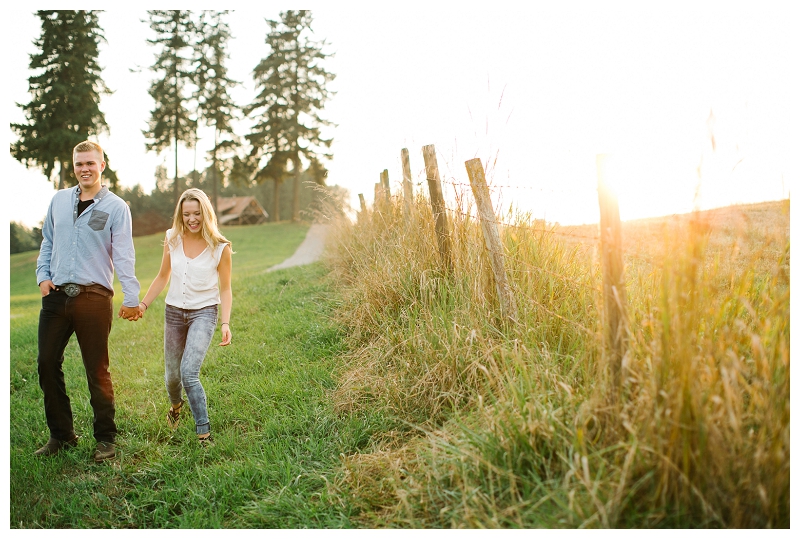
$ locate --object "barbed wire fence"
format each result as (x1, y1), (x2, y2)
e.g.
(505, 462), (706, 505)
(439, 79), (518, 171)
(361, 144), (630, 398)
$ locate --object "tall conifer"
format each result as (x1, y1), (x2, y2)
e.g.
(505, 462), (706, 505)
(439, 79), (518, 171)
(11, 10), (111, 189)
(143, 10), (197, 204)
(194, 10), (239, 213)
(246, 10), (335, 221)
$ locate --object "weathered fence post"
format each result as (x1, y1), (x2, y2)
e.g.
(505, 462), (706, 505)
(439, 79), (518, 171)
(422, 144), (453, 272)
(374, 182), (383, 208)
(401, 148), (414, 220)
(356, 193), (368, 224)
(465, 158), (517, 322)
(596, 154), (628, 397)
(380, 169), (391, 204)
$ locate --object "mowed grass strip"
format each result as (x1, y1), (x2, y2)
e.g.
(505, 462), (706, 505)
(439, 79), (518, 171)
(9, 222), (380, 528)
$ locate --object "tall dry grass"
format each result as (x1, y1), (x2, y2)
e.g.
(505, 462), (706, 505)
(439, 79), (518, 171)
(324, 192), (789, 528)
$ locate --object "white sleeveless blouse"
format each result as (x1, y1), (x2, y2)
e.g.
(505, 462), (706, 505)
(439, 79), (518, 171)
(164, 228), (227, 310)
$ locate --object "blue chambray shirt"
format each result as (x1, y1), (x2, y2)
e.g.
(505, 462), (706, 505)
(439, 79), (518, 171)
(36, 185), (141, 307)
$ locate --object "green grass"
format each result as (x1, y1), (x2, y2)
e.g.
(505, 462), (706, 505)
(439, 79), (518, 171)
(10, 200), (790, 528)
(9, 221), (386, 528)
(324, 197), (789, 528)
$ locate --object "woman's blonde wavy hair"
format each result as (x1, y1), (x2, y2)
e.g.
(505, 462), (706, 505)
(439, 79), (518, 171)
(167, 188), (232, 253)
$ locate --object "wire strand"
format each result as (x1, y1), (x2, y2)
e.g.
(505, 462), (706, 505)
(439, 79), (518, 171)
(445, 206), (601, 241)
(490, 247), (602, 293)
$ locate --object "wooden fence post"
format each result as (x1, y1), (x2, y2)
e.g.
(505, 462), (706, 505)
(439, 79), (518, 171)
(380, 169), (391, 204)
(422, 144), (453, 272)
(358, 193), (367, 213)
(465, 158), (517, 322)
(401, 148), (414, 220)
(596, 154), (628, 397)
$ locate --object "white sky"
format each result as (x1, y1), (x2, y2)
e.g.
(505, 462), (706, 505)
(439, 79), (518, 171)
(5, 2), (799, 227)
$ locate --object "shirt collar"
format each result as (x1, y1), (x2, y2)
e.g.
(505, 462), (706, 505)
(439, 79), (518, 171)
(76, 184), (109, 202)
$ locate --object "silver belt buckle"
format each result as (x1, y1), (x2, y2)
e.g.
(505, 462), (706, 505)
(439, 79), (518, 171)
(63, 283), (81, 297)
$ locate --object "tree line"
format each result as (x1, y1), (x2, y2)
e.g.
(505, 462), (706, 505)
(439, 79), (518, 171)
(11, 9), (337, 240)
(10, 222), (43, 255)
(117, 165), (349, 238)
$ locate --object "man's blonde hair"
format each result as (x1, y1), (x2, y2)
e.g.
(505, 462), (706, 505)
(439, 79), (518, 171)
(73, 140), (104, 157)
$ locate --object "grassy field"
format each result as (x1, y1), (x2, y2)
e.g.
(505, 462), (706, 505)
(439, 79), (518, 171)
(9, 222), (386, 528)
(9, 199), (790, 528)
(324, 197), (789, 528)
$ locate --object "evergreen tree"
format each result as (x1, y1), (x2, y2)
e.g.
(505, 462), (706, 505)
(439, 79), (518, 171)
(246, 10), (335, 221)
(194, 10), (239, 213)
(143, 10), (198, 204)
(11, 10), (111, 190)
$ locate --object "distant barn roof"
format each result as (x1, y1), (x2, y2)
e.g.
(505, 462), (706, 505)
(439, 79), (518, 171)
(217, 196), (269, 225)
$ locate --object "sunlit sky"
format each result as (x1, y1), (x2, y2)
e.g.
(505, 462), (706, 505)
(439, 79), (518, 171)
(5, 2), (798, 228)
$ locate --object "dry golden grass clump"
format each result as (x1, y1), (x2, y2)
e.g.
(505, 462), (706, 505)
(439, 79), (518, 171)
(325, 193), (789, 528)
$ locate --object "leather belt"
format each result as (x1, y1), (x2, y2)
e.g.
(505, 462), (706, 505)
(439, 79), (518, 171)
(56, 283), (113, 298)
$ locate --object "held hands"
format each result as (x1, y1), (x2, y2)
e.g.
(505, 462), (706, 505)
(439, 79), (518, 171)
(122, 301), (148, 321)
(219, 323), (232, 346)
(118, 305), (142, 321)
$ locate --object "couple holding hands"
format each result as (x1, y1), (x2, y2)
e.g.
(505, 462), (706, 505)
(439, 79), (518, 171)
(34, 140), (233, 463)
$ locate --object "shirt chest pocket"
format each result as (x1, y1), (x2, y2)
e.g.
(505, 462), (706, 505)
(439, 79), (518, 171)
(88, 210), (110, 231)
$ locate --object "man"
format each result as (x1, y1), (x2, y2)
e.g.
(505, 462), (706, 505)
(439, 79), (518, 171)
(35, 140), (141, 463)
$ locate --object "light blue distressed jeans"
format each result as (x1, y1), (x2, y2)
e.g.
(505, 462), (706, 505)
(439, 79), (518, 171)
(164, 304), (218, 435)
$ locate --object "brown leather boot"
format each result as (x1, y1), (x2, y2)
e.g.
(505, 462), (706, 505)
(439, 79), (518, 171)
(34, 436), (78, 457)
(93, 441), (116, 463)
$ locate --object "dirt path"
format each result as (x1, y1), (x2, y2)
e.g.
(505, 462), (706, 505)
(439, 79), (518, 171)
(266, 223), (331, 272)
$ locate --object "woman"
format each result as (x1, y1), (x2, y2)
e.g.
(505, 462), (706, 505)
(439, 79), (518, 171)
(138, 188), (232, 444)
